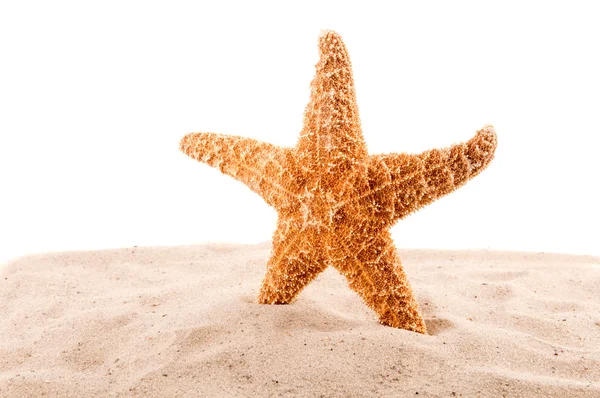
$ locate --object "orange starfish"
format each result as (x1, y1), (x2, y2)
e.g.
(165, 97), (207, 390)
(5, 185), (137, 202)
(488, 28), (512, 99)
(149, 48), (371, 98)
(179, 30), (497, 334)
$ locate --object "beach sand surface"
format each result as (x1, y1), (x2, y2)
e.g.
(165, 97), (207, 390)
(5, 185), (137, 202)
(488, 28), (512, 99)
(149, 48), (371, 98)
(1, 243), (599, 397)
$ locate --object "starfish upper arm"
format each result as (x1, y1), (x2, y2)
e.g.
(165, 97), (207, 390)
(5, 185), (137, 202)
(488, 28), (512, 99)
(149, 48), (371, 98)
(179, 132), (293, 208)
(368, 125), (497, 221)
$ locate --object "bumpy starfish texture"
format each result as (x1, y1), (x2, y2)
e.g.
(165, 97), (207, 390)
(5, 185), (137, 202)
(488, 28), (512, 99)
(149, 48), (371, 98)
(179, 30), (497, 334)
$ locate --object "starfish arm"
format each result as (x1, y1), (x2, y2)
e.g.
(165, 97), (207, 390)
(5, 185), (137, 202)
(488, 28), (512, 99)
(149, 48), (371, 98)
(179, 132), (292, 208)
(257, 219), (328, 304)
(330, 230), (427, 333)
(368, 125), (497, 221)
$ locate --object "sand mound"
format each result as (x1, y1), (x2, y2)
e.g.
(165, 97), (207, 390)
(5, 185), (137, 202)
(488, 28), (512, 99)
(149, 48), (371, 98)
(1, 243), (599, 397)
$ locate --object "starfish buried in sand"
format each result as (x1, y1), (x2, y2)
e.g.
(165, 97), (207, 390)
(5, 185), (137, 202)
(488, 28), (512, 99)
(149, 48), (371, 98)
(179, 30), (497, 334)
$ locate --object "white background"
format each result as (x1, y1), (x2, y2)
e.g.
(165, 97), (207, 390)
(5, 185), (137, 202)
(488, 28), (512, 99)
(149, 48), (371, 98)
(1, 1), (599, 266)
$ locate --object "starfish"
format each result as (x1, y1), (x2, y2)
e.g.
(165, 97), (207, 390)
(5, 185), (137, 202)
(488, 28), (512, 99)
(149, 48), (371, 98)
(179, 30), (497, 334)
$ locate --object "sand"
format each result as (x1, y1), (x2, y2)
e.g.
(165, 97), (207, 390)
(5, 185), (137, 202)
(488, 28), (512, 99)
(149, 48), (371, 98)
(1, 242), (599, 397)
